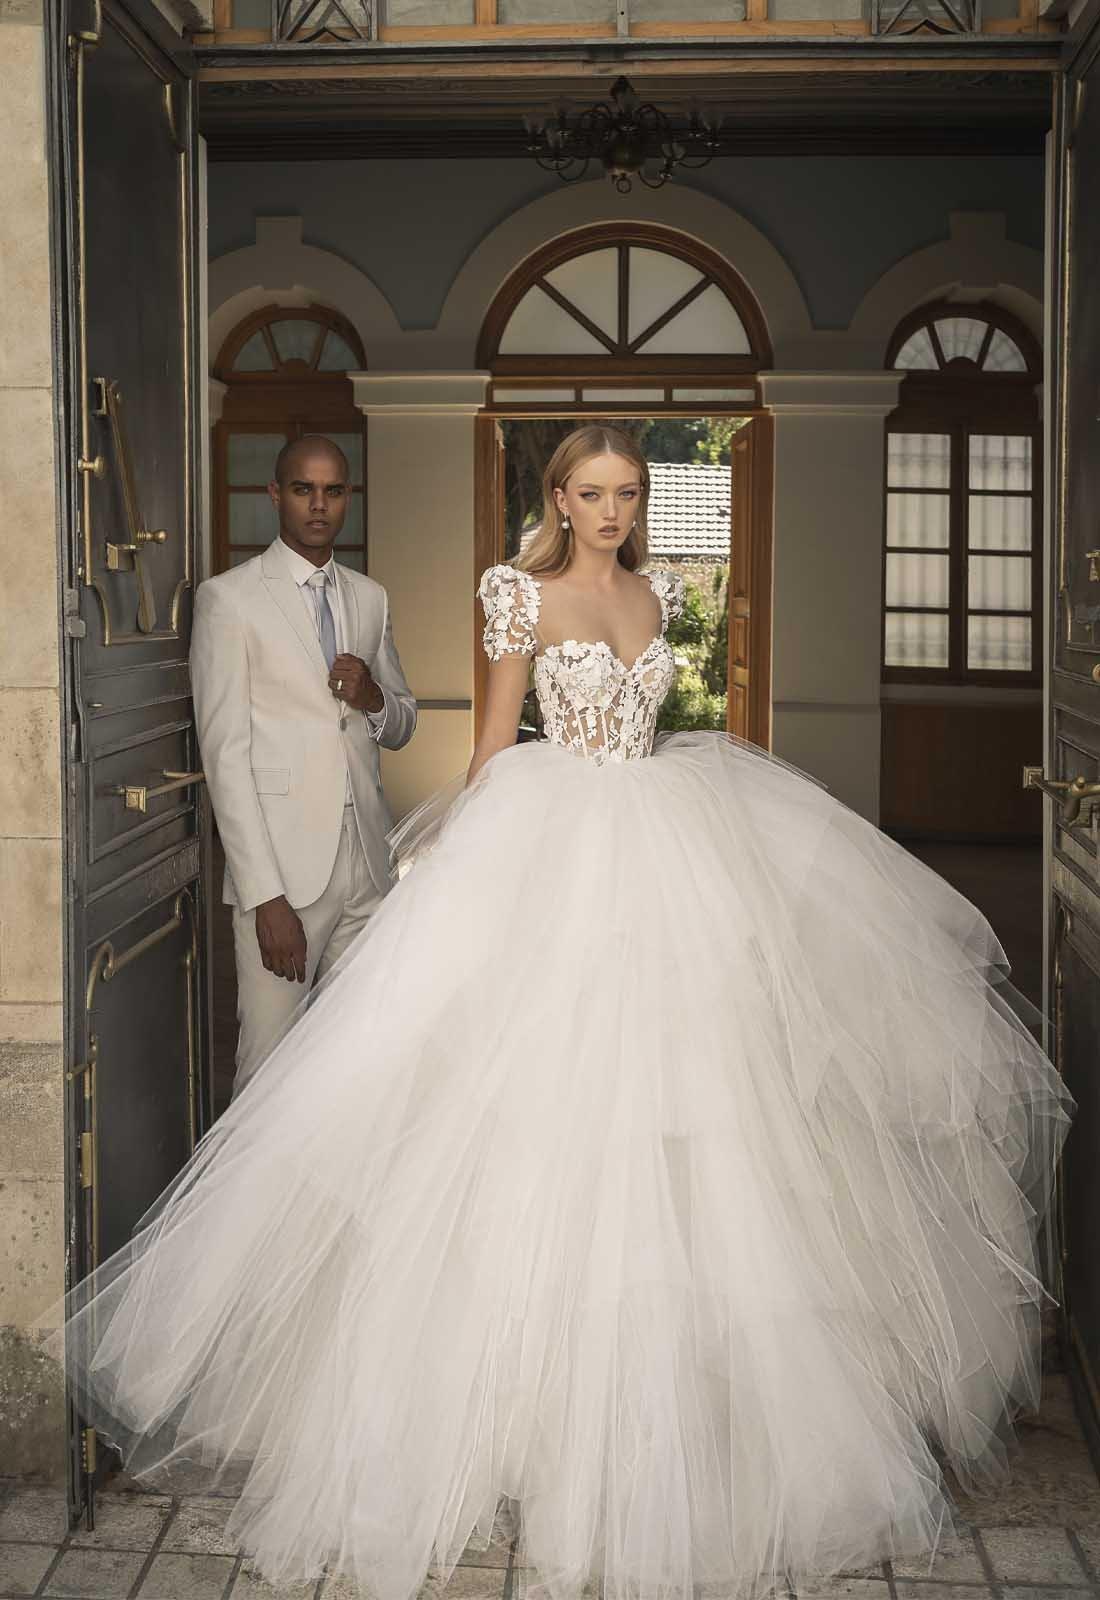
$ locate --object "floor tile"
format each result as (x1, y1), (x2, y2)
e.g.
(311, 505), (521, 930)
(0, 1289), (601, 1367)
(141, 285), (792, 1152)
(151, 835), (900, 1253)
(1066, 1526), (1100, 1582)
(977, 1526), (1085, 1584)
(793, 1582), (891, 1598)
(70, 1493), (174, 1551)
(0, 1542), (59, 1595)
(161, 1502), (242, 1558)
(418, 1567), (508, 1598)
(892, 1587), (997, 1600)
(0, 1489), (70, 1544)
(229, 1557), (316, 1599)
(135, 1551), (238, 1600)
(891, 1530), (988, 1582)
(43, 1547), (148, 1598)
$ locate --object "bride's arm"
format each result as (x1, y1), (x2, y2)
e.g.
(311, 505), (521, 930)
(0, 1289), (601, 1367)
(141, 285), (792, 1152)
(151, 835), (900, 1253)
(466, 655), (530, 787)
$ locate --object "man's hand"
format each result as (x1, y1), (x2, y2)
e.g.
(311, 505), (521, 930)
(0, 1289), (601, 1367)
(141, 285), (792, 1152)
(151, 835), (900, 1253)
(329, 652), (384, 715)
(255, 895), (307, 983)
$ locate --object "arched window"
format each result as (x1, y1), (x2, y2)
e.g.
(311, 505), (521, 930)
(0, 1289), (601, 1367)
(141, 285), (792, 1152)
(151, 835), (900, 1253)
(477, 223), (770, 409)
(212, 304), (367, 575)
(882, 301), (1041, 684)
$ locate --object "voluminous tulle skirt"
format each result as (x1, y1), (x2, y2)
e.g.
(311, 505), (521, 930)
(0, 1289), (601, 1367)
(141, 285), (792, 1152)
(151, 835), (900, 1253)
(45, 731), (1072, 1600)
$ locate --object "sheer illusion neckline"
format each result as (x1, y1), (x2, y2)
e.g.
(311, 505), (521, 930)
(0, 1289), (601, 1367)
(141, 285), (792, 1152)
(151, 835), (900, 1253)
(527, 571), (668, 674)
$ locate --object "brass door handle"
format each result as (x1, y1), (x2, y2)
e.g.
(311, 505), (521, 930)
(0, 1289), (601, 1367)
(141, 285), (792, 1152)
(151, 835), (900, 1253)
(111, 769), (205, 814)
(1023, 765), (1100, 825)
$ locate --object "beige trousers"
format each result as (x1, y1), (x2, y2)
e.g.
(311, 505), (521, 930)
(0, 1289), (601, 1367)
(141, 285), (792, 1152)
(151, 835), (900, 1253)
(231, 804), (386, 1098)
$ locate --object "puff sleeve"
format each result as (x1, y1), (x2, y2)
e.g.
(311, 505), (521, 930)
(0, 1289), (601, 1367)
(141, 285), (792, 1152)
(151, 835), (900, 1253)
(477, 564), (540, 662)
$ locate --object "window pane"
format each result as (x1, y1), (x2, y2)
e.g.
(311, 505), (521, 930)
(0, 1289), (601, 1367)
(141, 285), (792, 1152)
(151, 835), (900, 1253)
(317, 332), (361, 371)
(334, 489), (363, 547)
(323, 432), (364, 482)
(386, 0), (474, 18)
(498, 0), (614, 17)
(884, 612), (949, 669)
(336, 549), (366, 573)
(228, 433), (286, 486)
(271, 319), (320, 365)
(894, 328), (938, 370)
(886, 553), (949, 608)
(234, 331), (273, 371)
(499, 286), (608, 355)
(634, 283), (751, 356)
(232, 0), (270, 24)
(968, 554), (1031, 612)
(982, 329), (1027, 373)
(968, 495), (1032, 551)
(935, 316), (987, 364)
(969, 435), (1032, 492)
(634, 0), (744, 13)
(545, 248), (620, 341)
(887, 433), (951, 489)
(229, 492), (276, 544)
(887, 490), (950, 548)
(968, 614), (1031, 672)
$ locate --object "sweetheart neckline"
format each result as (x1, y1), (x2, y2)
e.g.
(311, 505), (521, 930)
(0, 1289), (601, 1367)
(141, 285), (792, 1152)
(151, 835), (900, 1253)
(536, 633), (668, 675)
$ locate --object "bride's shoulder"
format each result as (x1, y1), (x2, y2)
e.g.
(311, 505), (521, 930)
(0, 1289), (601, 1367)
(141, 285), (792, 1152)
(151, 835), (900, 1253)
(477, 564), (541, 660)
(643, 567), (685, 623)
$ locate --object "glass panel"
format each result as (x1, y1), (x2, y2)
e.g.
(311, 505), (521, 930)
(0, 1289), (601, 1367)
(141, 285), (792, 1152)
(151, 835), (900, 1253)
(386, 0), (474, 18)
(232, 0), (270, 23)
(581, 388), (665, 402)
(935, 317), (987, 364)
(968, 554), (1031, 612)
(271, 319), (320, 365)
(887, 433), (950, 489)
(969, 434), (1032, 492)
(499, 0), (614, 17)
(886, 553), (949, 609)
(323, 432), (364, 482)
(492, 388), (576, 402)
(628, 249), (707, 343)
(228, 433), (288, 486)
(886, 491), (950, 549)
(768, 0), (860, 17)
(317, 331), (361, 371)
(234, 331), (274, 371)
(982, 329), (1028, 373)
(336, 549), (366, 573)
(499, 286), (608, 355)
(967, 614), (1031, 672)
(634, 282), (750, 355)
(884, 612), (949, 669)
(968, 494), (1032, 551)
(893, 328), (938, 370)
(672, 387), (756, 402)
(229, 492), (276, 544)
(334, 490), (364, 547)
(633, 0), (744, 12)
(544, 249), (619, 341)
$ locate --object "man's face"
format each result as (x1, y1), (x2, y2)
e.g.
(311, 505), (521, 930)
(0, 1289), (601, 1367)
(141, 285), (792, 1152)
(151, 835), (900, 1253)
(268, 446), (351, 556)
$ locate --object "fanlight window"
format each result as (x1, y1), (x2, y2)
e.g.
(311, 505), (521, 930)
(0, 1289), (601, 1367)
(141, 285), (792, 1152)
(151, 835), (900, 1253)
(893, 315), (1028, 374)
(224, 314), (362, 377)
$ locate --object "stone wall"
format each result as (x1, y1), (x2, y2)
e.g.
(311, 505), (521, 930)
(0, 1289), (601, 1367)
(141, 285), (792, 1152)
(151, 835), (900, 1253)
(0, 0), (67, 1479)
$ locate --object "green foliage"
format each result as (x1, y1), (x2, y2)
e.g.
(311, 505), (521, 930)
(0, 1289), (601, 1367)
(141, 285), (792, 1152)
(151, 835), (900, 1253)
(657, 566), (729, 734)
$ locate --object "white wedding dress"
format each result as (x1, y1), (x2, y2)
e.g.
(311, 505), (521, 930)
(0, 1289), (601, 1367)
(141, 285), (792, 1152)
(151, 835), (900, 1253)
(53, 563), (1072, 1600)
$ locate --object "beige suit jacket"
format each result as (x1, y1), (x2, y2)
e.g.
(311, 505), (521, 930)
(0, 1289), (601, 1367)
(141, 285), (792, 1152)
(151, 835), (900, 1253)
(190, 541), (417, 911)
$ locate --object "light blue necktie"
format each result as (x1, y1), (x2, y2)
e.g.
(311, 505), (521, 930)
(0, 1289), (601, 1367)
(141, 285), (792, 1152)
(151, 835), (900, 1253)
(307, 569), (337, 670)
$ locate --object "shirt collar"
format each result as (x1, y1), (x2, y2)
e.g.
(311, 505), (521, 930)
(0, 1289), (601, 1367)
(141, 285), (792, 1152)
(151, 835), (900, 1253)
(276, 536), (336, 590)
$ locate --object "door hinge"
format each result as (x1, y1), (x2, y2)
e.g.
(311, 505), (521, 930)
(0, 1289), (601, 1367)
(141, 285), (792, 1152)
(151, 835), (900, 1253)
(79, 1130), (95, 1190)
(64, 588), (86, 640)
(81, 1426), (97, 1474)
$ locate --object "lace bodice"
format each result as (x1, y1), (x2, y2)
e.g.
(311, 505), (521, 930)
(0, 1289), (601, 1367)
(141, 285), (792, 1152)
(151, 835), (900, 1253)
(478, 563), (683, 764)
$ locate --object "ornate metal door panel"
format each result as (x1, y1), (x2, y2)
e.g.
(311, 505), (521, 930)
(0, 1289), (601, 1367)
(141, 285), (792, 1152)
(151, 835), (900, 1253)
(49, 0), (207, 1520)
(1041, 9), (1100, 1445)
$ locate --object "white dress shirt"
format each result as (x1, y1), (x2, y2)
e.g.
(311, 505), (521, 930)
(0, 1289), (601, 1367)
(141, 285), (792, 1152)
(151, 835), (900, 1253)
(278, 540), (388, 803)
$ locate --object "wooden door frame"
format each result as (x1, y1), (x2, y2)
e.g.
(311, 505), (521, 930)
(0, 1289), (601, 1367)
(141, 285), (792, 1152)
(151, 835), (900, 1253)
(473, 403), (774, 749)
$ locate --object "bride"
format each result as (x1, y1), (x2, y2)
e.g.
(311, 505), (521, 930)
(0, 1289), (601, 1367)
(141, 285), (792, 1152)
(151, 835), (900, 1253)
(52, 424), (1072, 1600)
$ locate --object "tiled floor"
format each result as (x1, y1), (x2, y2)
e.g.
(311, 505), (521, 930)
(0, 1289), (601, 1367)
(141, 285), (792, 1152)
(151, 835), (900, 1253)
(2, 1373), (1098, 1600)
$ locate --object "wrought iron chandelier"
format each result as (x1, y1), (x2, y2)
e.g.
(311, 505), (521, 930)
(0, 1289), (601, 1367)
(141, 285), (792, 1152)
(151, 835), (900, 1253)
(524, 76), (722, 195)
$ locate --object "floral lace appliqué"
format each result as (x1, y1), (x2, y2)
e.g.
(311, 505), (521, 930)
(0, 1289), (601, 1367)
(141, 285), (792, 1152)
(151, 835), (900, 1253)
(478, 563), (684, 766)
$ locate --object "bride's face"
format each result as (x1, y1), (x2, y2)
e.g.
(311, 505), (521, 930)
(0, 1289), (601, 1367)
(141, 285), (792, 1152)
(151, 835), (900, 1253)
(554, 451), (642, 558)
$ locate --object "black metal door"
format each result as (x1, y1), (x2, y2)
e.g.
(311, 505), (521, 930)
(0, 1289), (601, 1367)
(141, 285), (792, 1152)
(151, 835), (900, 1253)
(1036, 5), (1100, 1454)
(48, 0), (208, 1520)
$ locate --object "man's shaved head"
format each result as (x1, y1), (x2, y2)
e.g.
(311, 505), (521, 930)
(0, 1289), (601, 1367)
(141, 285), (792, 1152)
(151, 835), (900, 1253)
(273, 434), (349, 486)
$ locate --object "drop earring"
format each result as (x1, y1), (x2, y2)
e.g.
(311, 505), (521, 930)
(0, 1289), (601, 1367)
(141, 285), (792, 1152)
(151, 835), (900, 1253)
(561, 512), (571, 531)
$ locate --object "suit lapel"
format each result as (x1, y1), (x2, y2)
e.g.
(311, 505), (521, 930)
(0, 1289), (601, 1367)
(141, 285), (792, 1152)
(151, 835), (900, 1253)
(260, 541), (328, 675)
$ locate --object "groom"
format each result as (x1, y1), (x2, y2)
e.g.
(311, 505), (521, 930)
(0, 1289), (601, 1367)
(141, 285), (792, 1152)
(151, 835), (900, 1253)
(191, 434), (417, 1097)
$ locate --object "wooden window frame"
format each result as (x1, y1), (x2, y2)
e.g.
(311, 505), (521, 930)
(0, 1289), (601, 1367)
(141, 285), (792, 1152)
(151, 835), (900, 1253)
(212, 304), (368, 577)
(882, 302), (1042, 689)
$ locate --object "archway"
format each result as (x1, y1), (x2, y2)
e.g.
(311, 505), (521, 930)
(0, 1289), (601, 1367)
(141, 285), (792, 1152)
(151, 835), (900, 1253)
(473, 223), (774, 749)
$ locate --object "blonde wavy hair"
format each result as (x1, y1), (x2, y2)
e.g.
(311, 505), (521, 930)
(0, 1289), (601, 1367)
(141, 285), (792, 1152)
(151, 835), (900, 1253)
(516, 425), (651, 578)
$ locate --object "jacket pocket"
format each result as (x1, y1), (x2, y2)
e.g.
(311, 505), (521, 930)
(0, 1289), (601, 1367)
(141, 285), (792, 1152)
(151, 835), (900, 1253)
(252, 767), (290, 795)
